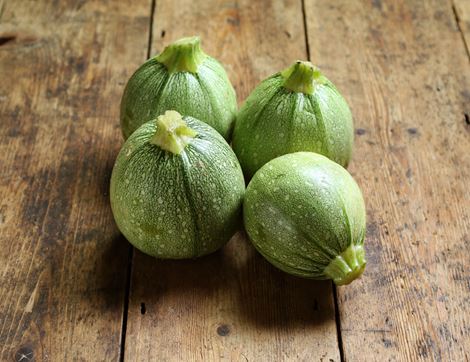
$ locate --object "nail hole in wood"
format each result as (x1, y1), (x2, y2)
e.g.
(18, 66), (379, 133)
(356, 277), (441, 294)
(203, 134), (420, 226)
(217, 324), (230, 336)
(406, 168), (412, 179)
(15, 346), (33, 362)
(161, 30), (166, 38)
(140, 302), (146, 315)
(465, 113), (469, 126)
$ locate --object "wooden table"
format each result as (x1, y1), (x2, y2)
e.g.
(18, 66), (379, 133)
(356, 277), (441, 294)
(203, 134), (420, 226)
(1, 0), (469, 361)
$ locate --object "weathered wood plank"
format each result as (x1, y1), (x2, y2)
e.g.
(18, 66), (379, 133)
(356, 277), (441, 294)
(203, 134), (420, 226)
(123, 0), (340, 360)
(0, 0), (150, 360)
(305, 0), (470, 360)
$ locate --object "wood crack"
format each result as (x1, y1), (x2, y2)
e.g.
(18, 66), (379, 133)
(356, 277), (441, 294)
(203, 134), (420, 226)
(452, 1), (470, 60)
(119, 246), (133, 362)
(301, 0), (311, 60)
(333, 284), (345, 362)
(119, 1), (158, 361)
(147, 0), (157, 58)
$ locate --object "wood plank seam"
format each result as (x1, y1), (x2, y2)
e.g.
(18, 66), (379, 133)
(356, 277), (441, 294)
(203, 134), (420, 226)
(303, 1), (470, 360)
(301, 0), (311, 60)
(301, 0), (345, 360)
(119, 247), (134, 362)
(147, 0), (157, 63)
(119, 3), (159, 362)
(332, 284), (345, 362)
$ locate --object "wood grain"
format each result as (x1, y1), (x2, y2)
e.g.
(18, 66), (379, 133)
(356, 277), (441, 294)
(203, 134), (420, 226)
(123, 0), (341, 360)
(453, 0), (470, 56)
(0, 0), (150, 360)
(305, 0), (470, 360)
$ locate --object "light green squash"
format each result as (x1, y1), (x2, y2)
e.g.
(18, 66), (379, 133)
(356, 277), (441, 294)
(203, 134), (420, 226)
(232, 61), (354, 179)
(120, 36), (237, 140)
(110, 110), (245, 258)
(243, 152), (366, 285)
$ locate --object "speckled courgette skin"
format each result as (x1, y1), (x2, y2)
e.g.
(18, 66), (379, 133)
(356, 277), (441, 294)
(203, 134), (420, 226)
(120, 37), (237, 140)
(232, 61), (354, 179)
(110, 115), (245, 259)
(243, 152), (366, 285)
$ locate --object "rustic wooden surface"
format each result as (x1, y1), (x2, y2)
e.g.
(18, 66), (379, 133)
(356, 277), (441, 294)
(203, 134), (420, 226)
(454, 0), (470, 55)
(305, 0), (470, 360)
(0, 0), (469, 361)
(0, 0), (149, 360)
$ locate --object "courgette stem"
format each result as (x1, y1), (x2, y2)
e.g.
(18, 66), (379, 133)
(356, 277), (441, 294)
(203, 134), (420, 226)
(324, 244), (366, 285)
(156, 36), (207, 73)
(281, 60), (322, 95)
(150, 110), (197, 154)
